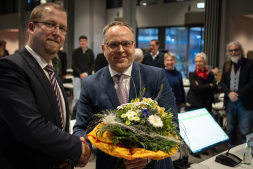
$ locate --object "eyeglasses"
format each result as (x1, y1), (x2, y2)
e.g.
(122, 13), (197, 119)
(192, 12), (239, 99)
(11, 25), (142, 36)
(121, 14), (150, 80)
(229, 48), (240, 53)
(33, 21), (68, 35)
(104, 41), (134, 51)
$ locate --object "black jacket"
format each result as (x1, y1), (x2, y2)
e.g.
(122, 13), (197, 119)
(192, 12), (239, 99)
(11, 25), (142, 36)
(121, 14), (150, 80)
(72, 47), (94, 77)
(187, 71), (217, 107)
(220, 57), (253, 110)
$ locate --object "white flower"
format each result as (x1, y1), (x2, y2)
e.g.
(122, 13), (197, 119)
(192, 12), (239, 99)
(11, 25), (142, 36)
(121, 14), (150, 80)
(134, 116), (140, 122)
(148, 115), (163, 127)
(121, 114), (127, 118)
(117, 105), (124, 110)
(126, 110), (137, 121)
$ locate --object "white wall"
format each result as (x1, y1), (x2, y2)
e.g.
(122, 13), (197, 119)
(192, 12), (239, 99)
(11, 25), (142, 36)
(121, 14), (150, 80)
(74, 0), (106, 56)
(230, 15), (253, 57)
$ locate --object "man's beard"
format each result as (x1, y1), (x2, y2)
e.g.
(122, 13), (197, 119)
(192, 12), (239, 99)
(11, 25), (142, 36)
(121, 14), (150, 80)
(230, 55), (241, 64)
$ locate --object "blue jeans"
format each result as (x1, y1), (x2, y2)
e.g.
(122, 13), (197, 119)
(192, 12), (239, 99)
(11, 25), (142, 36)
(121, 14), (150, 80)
(72, 77), (82, 113)
(226, 100), (253, 148)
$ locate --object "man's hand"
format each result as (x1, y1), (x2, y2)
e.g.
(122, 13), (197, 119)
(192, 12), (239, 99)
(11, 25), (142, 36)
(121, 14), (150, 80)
(124, 158), (147, 169)
(228, 92), (239, 102)
(80, 73), (87, 79)
(75, 137), (91, 167)
(58, 163), (71, 169)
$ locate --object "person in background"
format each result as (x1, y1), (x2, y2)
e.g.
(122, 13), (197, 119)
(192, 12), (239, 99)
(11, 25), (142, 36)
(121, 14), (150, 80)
(72, 35), (94, 117)
(0, 3), (90, 169)
(52, 54), (62, 77)
(94, 53), (108, 72)
(0, 40), (9, 56)
(58, 48), (67, 79)
(134, 48), (144, 63)
(73, 21), (177, 169)
(220, 41), (253, 148)
(0, 47), (7, 58)
(142, 39), (164, 68)
(187, 52), (217, 114)
(164, 52), (185, 112)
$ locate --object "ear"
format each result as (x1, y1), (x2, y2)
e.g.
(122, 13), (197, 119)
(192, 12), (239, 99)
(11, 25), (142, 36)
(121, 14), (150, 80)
(102, 44), (106, 56)
(28, 22), (35, 33)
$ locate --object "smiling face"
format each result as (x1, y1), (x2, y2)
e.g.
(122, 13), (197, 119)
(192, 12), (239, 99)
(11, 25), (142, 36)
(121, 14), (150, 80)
(195, 56), (206, 71)
(28, 6), (67, 63)
(102, 25), (136, 73)
(149, 40), (159, 55)
(164, 56), (176, 70)
(79, 38), (88, 49)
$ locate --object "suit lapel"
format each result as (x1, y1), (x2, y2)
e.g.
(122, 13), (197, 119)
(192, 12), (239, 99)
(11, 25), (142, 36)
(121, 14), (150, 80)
(129, 63), (142, 101)
(102, 67), (120, 107)
(20, 48), (63, 129)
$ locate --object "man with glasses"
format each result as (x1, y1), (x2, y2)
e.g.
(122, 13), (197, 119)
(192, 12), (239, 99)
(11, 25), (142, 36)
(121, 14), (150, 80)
(73, 21), (177, 169)
(142, 39), (165, 68)
(0, 3), (90, 169)
(220, 41), (253, 148)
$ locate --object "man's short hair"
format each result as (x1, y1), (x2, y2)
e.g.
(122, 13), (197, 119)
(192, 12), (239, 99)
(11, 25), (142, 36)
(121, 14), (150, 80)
(79, 35), (88, 41)
(164, 52), (176, 61)
(29, 3), (67, 22)
(102, 21), (134, 43)
(150, 39), (160, 45)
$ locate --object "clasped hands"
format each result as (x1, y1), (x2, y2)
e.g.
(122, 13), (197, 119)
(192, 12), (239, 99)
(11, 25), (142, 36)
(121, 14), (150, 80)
(59, 137), (91, 169)
(228, 92), (239, 102)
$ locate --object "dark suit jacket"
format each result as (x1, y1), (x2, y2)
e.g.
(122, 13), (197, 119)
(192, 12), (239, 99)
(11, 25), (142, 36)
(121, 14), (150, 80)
(187, 71), (217, 108)
(58, 50), (67, 76)
(0, 48), (82, 169)
(220, 57), (253, 110)
(94, 53), (108, 72)
(73, 62), (177, 169)
(142, 52), (165, 68)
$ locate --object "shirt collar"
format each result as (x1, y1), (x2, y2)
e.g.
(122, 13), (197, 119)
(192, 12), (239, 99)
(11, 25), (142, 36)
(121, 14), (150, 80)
(25, 45), (53, 69)
(150, 51), (159, 58)
(109, 64), (133, 78)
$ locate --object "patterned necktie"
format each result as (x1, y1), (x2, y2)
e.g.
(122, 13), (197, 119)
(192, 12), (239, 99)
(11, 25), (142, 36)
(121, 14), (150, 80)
(115, 74), (127, 105)
(44, 65), (65, 130)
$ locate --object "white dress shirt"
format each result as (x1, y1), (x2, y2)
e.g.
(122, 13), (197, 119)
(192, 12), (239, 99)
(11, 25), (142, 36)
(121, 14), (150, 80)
(109, 64), (133, 102)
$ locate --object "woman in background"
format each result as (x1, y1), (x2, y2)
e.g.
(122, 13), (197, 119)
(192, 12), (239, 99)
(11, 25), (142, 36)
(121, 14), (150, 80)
(164, 52), (185, 112)
(187, 52), (217, 114)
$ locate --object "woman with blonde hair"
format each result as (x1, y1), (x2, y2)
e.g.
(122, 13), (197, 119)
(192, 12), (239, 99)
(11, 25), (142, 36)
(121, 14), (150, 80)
(164, 52), (185, 112)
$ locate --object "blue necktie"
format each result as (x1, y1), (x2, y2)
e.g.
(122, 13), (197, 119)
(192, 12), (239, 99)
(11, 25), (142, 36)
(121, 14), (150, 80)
(44, 65), (65, 130)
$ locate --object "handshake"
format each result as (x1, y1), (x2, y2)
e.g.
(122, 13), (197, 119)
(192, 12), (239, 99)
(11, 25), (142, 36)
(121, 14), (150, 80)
(59, 137), (91, 169)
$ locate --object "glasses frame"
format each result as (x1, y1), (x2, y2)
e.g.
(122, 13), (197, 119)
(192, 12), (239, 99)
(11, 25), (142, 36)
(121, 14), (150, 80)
(229, 48), (240, 53)
(104, 40), (134, 51)
(33, 21), (68, 35)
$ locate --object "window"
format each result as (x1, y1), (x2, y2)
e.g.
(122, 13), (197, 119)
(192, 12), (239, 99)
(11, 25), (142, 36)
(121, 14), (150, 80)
(165, 26), (204, 77)
(137, 26), (204, 77)
(137, 28), (158, 50)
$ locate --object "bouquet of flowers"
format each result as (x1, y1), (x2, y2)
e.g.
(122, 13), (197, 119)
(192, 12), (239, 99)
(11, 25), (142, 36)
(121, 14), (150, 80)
(86, 96), (180, 165)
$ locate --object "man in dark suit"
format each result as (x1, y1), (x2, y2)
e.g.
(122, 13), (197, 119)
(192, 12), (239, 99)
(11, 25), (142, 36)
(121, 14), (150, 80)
(73, 21), (177, 169)
(220, 41), (253, 148)
(0, 3), (90, 169)
(142, 39), (165, 68)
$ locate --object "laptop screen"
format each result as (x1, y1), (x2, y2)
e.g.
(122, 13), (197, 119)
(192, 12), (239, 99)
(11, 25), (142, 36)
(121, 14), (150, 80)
(178, 108), (229, 153)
